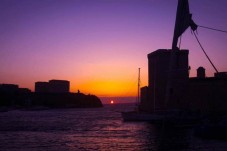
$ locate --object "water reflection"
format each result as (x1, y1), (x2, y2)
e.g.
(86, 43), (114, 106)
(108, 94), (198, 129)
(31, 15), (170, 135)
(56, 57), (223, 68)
(64, 121), (158, 151)
(0, 104), (227, 150)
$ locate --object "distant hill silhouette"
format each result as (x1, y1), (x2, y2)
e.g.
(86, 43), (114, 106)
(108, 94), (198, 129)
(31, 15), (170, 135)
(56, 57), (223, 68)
(0, 90), (103, 109)
(0, 82), (103, 110)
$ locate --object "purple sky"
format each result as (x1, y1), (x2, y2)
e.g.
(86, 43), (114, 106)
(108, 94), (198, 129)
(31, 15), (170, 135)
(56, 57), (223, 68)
(0, 0), (227, 97)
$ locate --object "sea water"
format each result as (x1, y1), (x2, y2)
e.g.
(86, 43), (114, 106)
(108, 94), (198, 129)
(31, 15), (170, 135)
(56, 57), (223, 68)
(0, 104), (227, 151)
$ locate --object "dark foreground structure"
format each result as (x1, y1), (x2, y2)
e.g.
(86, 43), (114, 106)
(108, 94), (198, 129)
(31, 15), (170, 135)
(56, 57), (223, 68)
(139, 0), (227, 116)
(139, 49), (227, 115)
(136, 0), (227, 140)
(121, 0), (227, 140)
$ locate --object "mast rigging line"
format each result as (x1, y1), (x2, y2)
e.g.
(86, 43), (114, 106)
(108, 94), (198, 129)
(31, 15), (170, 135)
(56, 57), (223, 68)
(198, 25), (227, 34)
(192, 30), (219, 73)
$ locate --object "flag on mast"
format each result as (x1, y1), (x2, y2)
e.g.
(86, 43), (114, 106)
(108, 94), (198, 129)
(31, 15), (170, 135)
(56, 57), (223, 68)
(172, 0), (197, 49)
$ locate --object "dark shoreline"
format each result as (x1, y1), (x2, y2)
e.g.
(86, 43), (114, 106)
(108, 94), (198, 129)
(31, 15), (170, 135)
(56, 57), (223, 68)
(0, 92), (103, 110)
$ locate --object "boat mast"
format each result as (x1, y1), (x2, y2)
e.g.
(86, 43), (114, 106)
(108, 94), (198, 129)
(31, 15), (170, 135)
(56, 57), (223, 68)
(153, 62), (156, 112)
(172, 0), (197, 49)
(166, 0), (197, 105)
(137, 68), (140, 105)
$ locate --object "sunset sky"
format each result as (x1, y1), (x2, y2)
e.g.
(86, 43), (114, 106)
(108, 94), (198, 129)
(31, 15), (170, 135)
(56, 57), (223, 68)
(0, 0), (227, 98)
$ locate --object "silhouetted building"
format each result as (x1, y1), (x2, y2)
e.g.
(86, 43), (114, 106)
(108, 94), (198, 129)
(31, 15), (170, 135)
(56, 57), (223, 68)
(183, 77), (227, 114)
(215, 72), (227, 78)
(35, 82), (49, 93)
(0, 84), (19, 94)
(146, 49), (189, 112)
(49, 80), (69, 93)
(35, 80), (70, 93)
(197, 67), (205, 78)
(140, 49), (227, 114)
(18, 88), (31, 94)
(0, 82), (102, 108)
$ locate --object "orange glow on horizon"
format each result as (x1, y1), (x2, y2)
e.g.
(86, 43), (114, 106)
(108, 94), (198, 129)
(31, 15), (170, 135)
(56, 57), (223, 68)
(66, 62), (149, 97)
(1, 61), (148, 98)
(70, 78), (141, 97)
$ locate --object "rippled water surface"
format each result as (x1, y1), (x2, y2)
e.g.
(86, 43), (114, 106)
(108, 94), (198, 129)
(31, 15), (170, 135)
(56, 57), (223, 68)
(0, 104), (227, 151)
